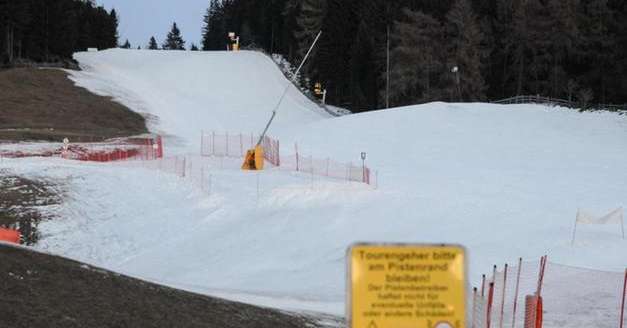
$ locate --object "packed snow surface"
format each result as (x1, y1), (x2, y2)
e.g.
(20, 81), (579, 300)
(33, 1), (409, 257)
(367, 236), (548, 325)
(3, 50), (626, 322)
(70, 49), (328, 152)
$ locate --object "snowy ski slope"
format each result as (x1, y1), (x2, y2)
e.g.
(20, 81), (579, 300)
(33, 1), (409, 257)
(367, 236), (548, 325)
(4, 49), (626, 320)
(70, 49), (329, 152)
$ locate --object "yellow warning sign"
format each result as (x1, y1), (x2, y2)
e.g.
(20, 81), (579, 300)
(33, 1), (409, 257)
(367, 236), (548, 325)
(348, 244), (466, 328)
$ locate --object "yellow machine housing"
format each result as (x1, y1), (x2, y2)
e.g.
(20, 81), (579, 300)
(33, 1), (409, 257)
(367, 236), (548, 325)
(314, 82), (323, 96)
(241, 145), (264, 170)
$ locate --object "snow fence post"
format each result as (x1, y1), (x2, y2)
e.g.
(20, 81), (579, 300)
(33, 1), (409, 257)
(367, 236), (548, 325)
(487, 282), (495, 328)
(471, 287), (478, 328)
(201, 166), (205, 192)
(295, 143), (299, 172)
(310, 155), (314, 189)
(361, 152), (367, 183)
(212, 131), (216, 156)
(240, 133), (243, 156)
(346, 162), (351, 183)
(620, 268), (626, 328)
(256, 172), (260, 201)
(276, 139), (280, 166)
(325, 158), (330, 176)
(499, 263), (508, 328)
(512, 258), (523, 328)
(156, 135), (163, 158)
(208, 173), (212, 196)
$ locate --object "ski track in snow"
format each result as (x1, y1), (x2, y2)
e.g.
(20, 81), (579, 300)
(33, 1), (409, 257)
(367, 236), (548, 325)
(2, 49), (626, 324)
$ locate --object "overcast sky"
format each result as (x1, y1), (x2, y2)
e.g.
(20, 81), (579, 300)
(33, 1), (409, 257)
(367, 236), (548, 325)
(96, 0), (208, 49)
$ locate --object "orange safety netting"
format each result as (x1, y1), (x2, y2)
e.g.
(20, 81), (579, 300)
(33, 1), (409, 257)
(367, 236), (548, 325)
(0, 228), (20, 244)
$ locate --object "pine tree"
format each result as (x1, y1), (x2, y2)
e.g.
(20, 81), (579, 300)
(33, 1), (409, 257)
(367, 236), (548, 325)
(546, 0), (579, 98)
(0, 0), (118, 65)
(294, 0), (326, 60)
(609, 0), (627, 102)
(121, 39), (131, 49)
(190, 43), (199, 51)
(240, 21), (254, 48)
(148, 36), (159, 50)
(494, 0), (516, 97)
(577, 0), (615, 103)
(1, 0), (31, 63)
(389, 9), (444, 105)
(510, 0), (532, 96)
(445, 0), (486, 101)
(107, 9), (119, 49)
(201, 0), (226, 51)
(348, 20), (376, 111)
(163, 22), (185, 50)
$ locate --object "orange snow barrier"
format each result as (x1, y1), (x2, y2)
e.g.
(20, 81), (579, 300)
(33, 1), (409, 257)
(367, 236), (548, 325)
(0, 228), (20, 244)
(524, 295), (543, 328)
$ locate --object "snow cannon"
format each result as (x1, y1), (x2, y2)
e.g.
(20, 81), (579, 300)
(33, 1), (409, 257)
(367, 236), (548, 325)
(228, 32), (240, 51)
(243, 31), (322, 172)
(241, 145), (264, 170)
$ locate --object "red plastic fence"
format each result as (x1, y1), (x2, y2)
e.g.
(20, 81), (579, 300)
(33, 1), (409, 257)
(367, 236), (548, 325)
(200, 132), (375, 185)
(0, 228), (20, 244)
(0, 136), (163, 162)
(201, 132), (280, 166)
(280, 142), (374, 185)
(65, 135), (163, 162)
(472, 256), (626, 328)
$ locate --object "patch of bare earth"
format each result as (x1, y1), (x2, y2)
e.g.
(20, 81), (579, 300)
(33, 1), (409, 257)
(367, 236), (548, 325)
(0, 245), (337, 328)
(0, 171), (62, 245)
(0, 68), (147, 142)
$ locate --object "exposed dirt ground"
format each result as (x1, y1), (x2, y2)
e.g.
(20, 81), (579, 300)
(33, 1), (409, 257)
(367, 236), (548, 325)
(0, 244), (337, 328)
(0, 68), (147, 142)
(0, 171), (62, 245)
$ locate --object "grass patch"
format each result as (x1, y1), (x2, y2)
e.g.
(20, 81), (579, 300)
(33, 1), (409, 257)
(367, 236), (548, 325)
(0, 68), (148, 142)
